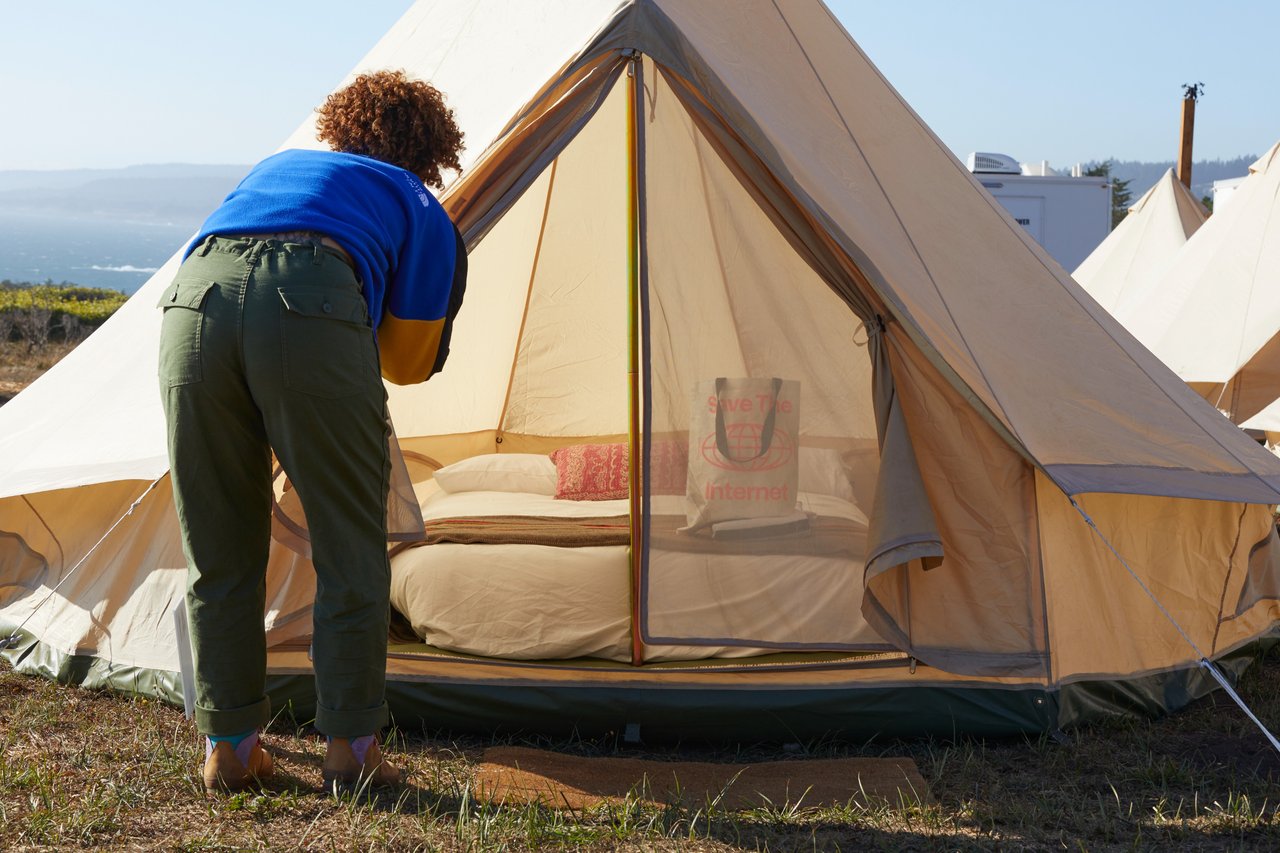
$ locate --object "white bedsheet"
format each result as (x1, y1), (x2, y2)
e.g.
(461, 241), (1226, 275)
(389, 484), (882, 662)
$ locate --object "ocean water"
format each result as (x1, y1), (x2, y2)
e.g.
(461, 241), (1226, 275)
(0, 210), (199, 294)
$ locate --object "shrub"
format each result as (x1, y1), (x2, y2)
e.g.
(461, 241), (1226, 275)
(0, 282), (128, 345)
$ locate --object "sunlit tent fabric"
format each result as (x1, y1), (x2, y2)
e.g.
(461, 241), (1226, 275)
(1073, 167), (1208, 314)
(5, 0), (1280, 741)
(1110, 142), (1280, 429)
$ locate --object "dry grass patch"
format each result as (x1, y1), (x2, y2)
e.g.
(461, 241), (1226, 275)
(6, 653), (1280, 850)
(0, 340), (76, 403)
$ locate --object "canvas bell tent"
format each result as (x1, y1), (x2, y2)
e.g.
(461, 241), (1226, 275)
(1100, 142), (1280, 434)
(1073, 167), (1208, 316)
(5, 0), (1280, 742)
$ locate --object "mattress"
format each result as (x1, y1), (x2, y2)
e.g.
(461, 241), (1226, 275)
(389, 482), (883, 662)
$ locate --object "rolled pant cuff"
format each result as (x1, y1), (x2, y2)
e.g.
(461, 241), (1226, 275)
(315, 701), (390, 738)
(196, 696), (272, 737)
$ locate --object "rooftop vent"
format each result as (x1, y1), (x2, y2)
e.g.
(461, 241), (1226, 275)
(967, 152), (1022, 174)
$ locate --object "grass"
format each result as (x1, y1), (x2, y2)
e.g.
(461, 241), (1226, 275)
(4, 652), (1280, 851)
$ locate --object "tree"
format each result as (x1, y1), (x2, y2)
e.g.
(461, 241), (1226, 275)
(1085, 160), (1133, 230)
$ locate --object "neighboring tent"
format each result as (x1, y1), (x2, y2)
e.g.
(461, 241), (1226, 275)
(4, 0), (1280, 741)
(1117, 142), (1280, 359)
(1109, 142), (1280, 429)
(1073, 167), (1208, 314)
(1075, 142), (1280, 438)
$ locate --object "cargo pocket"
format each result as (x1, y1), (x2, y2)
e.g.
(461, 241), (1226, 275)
(157, 278), (216, 387)
(278, 287), (378, 398)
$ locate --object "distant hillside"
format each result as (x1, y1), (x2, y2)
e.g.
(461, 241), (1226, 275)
(0, 158), (1259, 223)
(1083, 156), (1257, 201)
(0, 164), (250, 224)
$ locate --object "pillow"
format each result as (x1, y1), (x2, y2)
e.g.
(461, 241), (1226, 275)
(433, 453), (557, 495)
(798, 447), (856, 502)
(551, 443), (629, 501)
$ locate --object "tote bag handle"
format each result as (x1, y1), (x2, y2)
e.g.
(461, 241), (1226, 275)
(713, 377), (782, 463)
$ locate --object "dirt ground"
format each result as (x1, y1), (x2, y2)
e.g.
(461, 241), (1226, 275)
(0, 340), (75, 404)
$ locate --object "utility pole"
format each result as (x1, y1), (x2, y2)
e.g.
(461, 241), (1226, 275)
(1178, 82), (1204, 189)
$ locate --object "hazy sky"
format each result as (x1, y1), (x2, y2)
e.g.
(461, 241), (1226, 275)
(2, 1), (1277, 172)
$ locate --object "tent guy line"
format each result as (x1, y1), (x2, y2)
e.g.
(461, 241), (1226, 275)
(1200, 660), (1280, 754)
(0, 476), (164, 652)
(1069, 494), (1280, 755)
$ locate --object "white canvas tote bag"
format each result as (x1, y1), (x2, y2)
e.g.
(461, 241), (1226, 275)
(684, 377), (800, 530)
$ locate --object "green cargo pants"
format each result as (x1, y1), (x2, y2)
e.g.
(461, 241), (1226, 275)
(159, 235), (391, 738)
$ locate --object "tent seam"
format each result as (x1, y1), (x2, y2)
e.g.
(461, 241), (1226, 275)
(797, 2), (1032, 448)
(1210, 504), (1250, 656)
(19, 494), (65, 575)
(496, 159), (560, 440)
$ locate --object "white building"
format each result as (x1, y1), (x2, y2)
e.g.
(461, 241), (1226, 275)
(967, 152), (1112, 271)
(1212, 175), (1246, 212)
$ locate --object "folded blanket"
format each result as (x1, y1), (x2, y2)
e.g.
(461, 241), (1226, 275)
(412, 515), (630, 549)
(390, 512), (863, 559)
(651, 514), (863, 558)
(710, 510), (812, 540)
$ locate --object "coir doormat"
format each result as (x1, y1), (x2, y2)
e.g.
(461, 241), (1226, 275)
(473, 746), (931, 810)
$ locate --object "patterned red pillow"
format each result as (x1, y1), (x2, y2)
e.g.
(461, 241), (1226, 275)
(551, 443), (629, 500)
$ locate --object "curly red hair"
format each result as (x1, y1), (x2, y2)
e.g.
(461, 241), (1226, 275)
(315, 70), (464, 190)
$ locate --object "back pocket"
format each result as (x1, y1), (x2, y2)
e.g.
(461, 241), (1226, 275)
(278, 287), (378, 398)
(157, 278), (217, 387)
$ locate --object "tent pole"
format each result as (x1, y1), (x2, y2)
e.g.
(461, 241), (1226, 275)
(626, 51), (646, 667)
